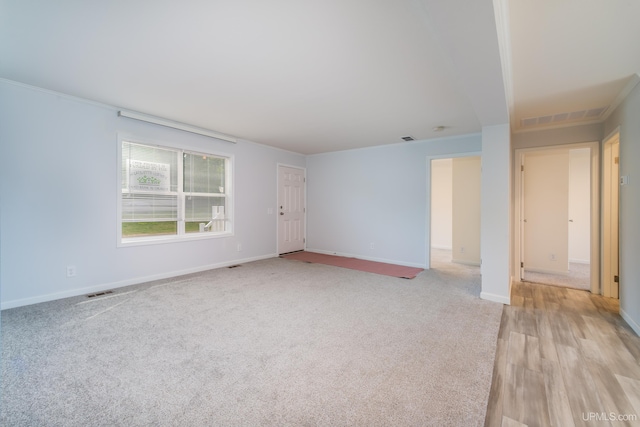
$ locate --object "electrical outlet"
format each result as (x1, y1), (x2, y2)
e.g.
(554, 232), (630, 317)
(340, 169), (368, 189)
(460, 247), (465, 253)
(66, 265), (77, 277)
(370, 242), (375, 249)
(550, 254), (556, 261)
(237, 243), (242, 252)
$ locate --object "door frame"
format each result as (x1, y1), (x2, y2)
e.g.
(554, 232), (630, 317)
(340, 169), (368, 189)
(602, 128), (620, 298)
(426, 151), (481, 269)
(513, 141), (600, 294)
(277, 163), (307, 255)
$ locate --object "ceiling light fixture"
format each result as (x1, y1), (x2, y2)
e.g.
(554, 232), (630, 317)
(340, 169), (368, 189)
(432, 126), (446, 132)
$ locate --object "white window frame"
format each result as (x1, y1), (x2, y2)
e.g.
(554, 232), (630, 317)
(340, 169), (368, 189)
(117, 135), (234, 246)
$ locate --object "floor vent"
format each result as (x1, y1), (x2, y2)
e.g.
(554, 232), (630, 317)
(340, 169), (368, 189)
(87, 290), (114, 298)
(280, 250), (304, 256)
(227, 265), (241, 269)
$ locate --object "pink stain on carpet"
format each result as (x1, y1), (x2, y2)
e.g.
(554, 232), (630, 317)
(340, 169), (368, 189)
(281, 251), (423, 279)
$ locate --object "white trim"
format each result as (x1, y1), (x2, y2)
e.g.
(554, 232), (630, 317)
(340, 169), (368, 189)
(307, 133), (483, 158)
(0, 77), (117, 111)
(480, 291), (510, 305)
(239, 137), (306, 156)
(602, 73), (640, 123)
(305, 248), (426, 269)
(0, 254), (277, 310)
(118, 110), (236, 143)
(116, 135), (235, 247)
(601, 128), (621, 298)
(603, 126), (622, 148)
(452, 259), (481, 267)
(426, 151), (481, 269)
(621, 308), (640, 336)
(569, 259), (590, 265)
(524, 267), (570, 276)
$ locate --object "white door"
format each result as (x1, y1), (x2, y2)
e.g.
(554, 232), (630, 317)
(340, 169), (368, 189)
(278, 165), (305, 254)
(603, 135), (620, 298)
(523, 150), (570, 274)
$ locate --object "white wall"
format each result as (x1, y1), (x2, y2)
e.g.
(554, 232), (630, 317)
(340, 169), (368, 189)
(0, 80), (306, 308)
(481, 124), (511, 304)
(568, 148), (591, 263)
(604, 78), (640, 335)
(430, 159), (452, 250)
(452, 156), (481, 265)
(306, 134), (482, 268)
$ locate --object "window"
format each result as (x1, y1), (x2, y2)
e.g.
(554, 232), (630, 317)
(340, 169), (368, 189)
(120, 140), (232, 243)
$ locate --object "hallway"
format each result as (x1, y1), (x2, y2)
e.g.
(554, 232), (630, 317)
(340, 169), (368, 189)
(485, 282), (640, 426)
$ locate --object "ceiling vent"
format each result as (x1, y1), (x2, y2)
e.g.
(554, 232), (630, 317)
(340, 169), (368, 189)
(521, 106), (608, 128)
(401, 136), (414, 142)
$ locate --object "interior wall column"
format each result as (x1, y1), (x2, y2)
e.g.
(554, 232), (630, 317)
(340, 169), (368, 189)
(480, 123), (512, 304)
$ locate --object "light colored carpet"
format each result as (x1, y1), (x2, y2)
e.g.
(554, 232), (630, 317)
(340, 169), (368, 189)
(524, 262), (591, 290)
(1, 257), (502, 426)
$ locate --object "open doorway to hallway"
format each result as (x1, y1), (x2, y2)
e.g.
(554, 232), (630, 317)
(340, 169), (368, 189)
(515, 143), (599, 292)
(429, 155), (481, 270)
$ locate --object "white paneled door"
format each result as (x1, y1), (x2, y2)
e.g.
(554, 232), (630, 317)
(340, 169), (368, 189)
(278, 166), (305, 254)
(523, 150), (570, 274)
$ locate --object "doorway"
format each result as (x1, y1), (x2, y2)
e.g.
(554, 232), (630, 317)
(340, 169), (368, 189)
(602, 131), (620, 298)
(428, 154), (481, 269)
(277, 165), (306, 254)
(515, 142), (599, 292)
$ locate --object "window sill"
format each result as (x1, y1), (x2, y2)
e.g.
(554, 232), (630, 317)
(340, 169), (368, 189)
(118, 231), (233, 247)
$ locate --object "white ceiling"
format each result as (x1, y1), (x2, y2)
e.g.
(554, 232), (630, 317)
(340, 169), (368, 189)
(508, 0), (640, 132)
(1, 0), (638, 154)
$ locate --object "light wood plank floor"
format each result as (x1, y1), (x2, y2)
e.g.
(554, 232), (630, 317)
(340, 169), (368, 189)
(484, 282), (640, 427)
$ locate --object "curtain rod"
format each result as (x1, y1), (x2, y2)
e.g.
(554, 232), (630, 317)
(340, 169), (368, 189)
(118, 110), (237, 143)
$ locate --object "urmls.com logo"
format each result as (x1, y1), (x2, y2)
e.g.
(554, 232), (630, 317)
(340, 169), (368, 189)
(582, 412), (638, 422)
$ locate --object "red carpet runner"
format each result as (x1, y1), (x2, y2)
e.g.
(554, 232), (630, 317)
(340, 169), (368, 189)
(281, 251), (423, 279)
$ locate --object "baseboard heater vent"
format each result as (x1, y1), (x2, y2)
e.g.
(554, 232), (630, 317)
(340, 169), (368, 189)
(87, 290), (114, 298)
(227, 265), (241, 269)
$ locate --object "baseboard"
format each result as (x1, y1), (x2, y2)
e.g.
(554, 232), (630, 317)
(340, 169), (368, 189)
(1, 253), (277, 310)
(620, 308), (640, 336)
(524, 267), (569, 276)
(304, 248), (426, 269)
(452, 258), (481, 267)
(569, 259), (590, 264)
(480, 291), (510, 305)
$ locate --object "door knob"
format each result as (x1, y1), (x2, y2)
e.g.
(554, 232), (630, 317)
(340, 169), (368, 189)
(280, 212), (284, 215)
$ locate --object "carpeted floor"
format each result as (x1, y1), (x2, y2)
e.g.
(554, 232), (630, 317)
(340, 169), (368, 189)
(1, 257), (502, 426)
(523, 262), (591, 290)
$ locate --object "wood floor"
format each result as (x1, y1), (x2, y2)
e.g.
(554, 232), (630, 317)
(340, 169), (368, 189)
(484, 281), (640, 427)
